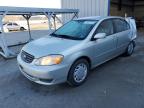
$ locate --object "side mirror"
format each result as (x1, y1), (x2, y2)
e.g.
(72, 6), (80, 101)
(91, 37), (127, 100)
(93, 33), (106, 40)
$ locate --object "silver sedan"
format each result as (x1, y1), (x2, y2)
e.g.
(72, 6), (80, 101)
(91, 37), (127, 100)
(17, 16), (137, 86)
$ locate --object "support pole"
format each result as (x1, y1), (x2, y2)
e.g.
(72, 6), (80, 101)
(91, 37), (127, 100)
(55, 15), (63, 24)
(118, 0), (122, 11)
(23, 14), (32, 41)
(132, 0), (135, 12)
(0, 15), (8, 56)
(0, 12), (16, 58)
(71, 12), (79, 20)
(52, 14), (56, 30)
(44, 12), (53, 30)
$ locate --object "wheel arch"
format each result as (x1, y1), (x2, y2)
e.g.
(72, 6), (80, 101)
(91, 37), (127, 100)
(69, 56), (92, 71)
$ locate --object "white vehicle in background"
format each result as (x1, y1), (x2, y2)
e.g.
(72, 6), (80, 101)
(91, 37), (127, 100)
(3, 22), (26, 32)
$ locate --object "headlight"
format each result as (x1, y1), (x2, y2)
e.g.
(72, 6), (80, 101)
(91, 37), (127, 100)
(35, 55), (64, 66)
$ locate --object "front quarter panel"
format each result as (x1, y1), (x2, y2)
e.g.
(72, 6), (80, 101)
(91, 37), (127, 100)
(62, 41), (95, 69)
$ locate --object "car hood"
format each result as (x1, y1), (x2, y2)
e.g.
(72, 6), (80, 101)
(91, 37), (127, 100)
(22, 36), (80, 58)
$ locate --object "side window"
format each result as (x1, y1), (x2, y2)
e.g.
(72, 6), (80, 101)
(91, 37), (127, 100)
(94, 20), (114, 36)
(13, 23), (18, 26)
(113, 19), (130, 33)
(7, 23), (12, 26)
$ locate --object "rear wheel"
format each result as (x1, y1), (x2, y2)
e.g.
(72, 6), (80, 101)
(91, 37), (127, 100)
(20, 27), (25, 31)
(67, 59), (90, 87)
(124, 41), (135, 56)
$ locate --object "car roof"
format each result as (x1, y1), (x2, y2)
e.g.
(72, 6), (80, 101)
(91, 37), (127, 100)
(75, 16), (124, 21)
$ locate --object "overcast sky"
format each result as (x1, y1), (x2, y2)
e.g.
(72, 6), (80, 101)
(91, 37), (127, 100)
(0, 0), (61, 8)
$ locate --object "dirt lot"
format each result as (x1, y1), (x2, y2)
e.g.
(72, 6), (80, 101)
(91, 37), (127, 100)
(0, 31), (144, 108)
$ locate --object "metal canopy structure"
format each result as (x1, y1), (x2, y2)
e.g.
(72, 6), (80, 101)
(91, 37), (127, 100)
(0, 6), (79, 58)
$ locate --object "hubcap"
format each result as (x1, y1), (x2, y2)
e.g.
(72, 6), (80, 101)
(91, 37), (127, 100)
(73, 63), (88, 83)
(128, 43), (134, 54)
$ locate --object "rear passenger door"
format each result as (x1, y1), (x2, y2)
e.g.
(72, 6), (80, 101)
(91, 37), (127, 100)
(113, 19), (131, 52)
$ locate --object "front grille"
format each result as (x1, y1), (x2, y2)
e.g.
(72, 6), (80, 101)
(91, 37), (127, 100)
(21, 51), (34, 63)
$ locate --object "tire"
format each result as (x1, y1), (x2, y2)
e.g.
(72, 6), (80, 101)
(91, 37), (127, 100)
(20, 27), (25, 31)
(67, 59), (90, 87)
(124, 41), (135, 56)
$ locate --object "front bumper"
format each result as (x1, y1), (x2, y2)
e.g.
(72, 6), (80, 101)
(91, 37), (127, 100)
(17, 55), (70, 85)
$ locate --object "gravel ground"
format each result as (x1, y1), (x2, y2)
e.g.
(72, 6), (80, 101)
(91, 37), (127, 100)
(0, 32), (144, 108)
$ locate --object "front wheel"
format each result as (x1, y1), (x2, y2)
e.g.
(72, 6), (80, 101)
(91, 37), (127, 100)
(124, 41), (135, 56)
(67, 59), (90, 87)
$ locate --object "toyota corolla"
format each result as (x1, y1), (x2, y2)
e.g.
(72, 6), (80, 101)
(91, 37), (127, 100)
(17, 16), (137, 86)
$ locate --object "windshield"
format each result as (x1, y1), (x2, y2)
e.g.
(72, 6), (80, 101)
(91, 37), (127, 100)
(51, 20), (98, 40)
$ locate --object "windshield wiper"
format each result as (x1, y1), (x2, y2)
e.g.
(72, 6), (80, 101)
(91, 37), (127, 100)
(51, 33), (67, 39)
(58, 35), (72, 39)
(51, 33), (58, 37)
(58, 35), (83, 40)
(51, 33), (83, 40)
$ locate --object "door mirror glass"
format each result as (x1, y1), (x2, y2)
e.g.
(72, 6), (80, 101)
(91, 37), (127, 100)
(93, 33), (106, 40)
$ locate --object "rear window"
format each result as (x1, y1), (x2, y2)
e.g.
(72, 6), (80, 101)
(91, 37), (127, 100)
(113, 19), (130, 33)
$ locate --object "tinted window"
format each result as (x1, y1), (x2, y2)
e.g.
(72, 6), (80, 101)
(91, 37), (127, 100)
(113, 19), (130, 33)
(94, 20), (114, 36)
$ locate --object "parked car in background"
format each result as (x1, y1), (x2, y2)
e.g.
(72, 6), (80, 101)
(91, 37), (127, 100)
(3, 22), (26, 32)
(17, 16), (137, 87)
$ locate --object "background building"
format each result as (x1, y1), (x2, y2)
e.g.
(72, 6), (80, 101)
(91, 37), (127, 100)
(110, 0), (144, 28)
(61, 0), (144, 28)
(61, 0), (109, 23)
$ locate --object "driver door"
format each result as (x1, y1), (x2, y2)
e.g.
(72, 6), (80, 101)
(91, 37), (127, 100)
(92, 19), (117, 66)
